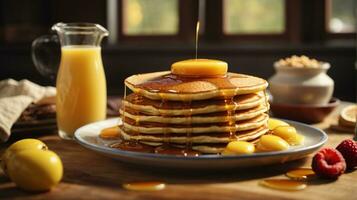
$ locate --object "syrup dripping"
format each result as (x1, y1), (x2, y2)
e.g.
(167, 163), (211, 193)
(259, 179), (307, 191)
(136, 73), (244, 93)
(122, 182), (166, 191)
(122, 85), (127, 125)
(132, 94), (143, 126)
(225, 97), (237, 140)
(286, 168), (316, 180)
(159, 99), (169, 145)
(195, 21), (200, 60)
(184, 100), (193, 154)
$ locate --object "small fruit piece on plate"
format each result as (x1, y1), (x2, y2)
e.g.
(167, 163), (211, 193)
(267, 118), (289, 130)
(6, 149), (63, 192)
(272, 126), (305, 146)
(99, 126), (120, 140)
(222, 141), (255, 155)
(171, 59), (228, 77)
(339, 105), (357, 127)
(256, 135), (290, 152)
(312, 148), (346, 179)
(336, 139), (357, 169)
(1, 139), (47, 175)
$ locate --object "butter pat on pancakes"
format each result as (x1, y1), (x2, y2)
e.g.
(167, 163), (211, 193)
(171, 59), (228, 76)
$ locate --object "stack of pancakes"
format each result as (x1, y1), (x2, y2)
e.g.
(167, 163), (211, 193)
(119, 71), (269, 154)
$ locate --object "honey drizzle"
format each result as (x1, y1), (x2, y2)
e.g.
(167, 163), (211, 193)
(132, 94), (143, 126)
(122, 85), (127, 126)
(136, 73), (243, 93)
(184, 100), (193, 155)
(225, 96), (237, 140)
(153, 96), (200, 156)
(160, 98), (169, 145)
(195, 21), (200, 60)
(155, 98), (172, 154)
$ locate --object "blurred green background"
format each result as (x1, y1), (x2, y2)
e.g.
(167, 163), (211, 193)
(124, 0), (355, 35)
(123, 0), (178, 35)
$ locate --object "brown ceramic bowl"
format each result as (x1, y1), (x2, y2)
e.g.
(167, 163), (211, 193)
(270, 98), (340, 124)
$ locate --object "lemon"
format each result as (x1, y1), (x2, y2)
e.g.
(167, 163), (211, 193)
(1, 139), (47, 175)
(6, 149), (63, 192)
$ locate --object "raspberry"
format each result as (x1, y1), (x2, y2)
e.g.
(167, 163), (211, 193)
(336, 139), (357, 169)
(312, 148), (346, 179)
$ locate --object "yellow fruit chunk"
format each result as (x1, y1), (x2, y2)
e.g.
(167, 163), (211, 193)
(99, 126), (120, 139)
(7, 149), (63, 192)
(268, 118), (289, 130)
(256, 135), (290, 152)
(222, 141), (255, 155)
(1, 139), (47, 175)
(272, 126), (305, 146)
(171, 59), (228, 77)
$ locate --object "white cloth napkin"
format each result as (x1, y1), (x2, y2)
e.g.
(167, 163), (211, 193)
(0, 79), (56, 142)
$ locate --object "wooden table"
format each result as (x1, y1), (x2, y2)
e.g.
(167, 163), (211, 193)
(0, 102), (356, 200)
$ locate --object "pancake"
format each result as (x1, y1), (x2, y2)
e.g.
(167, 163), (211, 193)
(119, 125), (268, 144)
(120, 104), (268, 124)
(122, 92), (267, 116)
(109, 67), (271, 155)
(125, 71), (268, 101)
(121, 113), (268, 134)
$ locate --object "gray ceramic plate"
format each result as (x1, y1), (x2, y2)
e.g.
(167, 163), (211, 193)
(74, 118), (327, 169)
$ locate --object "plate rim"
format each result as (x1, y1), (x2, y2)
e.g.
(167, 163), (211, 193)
(74, 118), (328, 160)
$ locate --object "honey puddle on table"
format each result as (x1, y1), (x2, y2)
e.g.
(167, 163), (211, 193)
(286, 168), (316, 180)
(260, 168), (316, 191)
(259, 179), (307, 191)
(122, 182), (166, 191)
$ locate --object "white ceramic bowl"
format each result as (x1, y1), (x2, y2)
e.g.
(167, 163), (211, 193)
(268, 63), (334, 105)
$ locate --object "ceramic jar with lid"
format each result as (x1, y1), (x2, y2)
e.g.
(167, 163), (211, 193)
(268, 63), (334, 105)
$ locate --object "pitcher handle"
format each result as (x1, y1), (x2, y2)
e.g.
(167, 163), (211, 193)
(31, 35), (61, 80)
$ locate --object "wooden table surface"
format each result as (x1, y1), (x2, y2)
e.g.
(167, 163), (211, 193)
(0, 102), (356, 200)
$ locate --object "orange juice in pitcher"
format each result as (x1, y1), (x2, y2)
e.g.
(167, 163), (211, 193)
(56, 45), (107, 138)
(33, 23), (109, 139)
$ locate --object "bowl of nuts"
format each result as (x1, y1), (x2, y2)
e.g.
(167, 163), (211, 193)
(268, 55), (334, 105)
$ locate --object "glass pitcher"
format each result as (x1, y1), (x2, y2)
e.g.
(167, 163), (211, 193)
(32, 23), (109, 139)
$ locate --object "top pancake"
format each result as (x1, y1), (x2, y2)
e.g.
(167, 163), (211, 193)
(125, 71), (268, 101)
